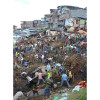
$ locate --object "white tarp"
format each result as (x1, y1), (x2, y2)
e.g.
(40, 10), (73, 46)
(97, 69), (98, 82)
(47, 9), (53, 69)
(65, 19), (73, 27)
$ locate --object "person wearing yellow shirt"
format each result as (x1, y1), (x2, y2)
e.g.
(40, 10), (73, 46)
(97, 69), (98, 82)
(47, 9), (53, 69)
(68, 71), (73, 84)
(15, 52), (18, 57)
(48, 71), (51, 79)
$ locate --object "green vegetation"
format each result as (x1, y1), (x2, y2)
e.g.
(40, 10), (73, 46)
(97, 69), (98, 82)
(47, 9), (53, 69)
(80, 88), (87, 100)
(67, 88), (87, 100)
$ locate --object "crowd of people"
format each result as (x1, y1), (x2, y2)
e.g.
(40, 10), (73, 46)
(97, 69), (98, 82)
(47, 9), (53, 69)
(13, 30), (87, 100)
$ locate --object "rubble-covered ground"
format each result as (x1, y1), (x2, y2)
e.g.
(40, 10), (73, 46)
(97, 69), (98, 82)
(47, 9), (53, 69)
(13, 30), (87, 100)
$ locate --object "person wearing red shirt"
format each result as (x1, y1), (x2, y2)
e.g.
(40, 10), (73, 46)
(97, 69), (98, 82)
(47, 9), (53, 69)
(83, 42), (87, 51)
(66, 39), (68, 44)
(83, 42), (87, 47)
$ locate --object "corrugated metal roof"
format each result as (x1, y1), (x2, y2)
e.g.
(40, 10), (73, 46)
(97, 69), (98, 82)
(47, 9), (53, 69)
(70, 9), (87, 19)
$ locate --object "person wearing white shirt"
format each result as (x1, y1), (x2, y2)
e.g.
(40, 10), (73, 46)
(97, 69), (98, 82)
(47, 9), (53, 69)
(35, 72), (39, 78)
(41, 54), (44, 63)
(21, 57), (23, 67)
(35, 54), (38, 59)
(34, 43), (37, 48)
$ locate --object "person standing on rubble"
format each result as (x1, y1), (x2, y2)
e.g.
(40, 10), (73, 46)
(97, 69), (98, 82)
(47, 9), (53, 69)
(21, 56), (23, 67)
(66, 39), (68, 45)
(43, 46), (46, 51)
(55, 36), (57, 42)
(21, 71), (27, 79)
(83, 42), (87, 52)
(66, 45), (69, 54)
(15, 44), (18, 52)
(61, 71), (71, 88)
(62, 33), (64, 40)
(26, 76), (33, 88)
(63, 45), (65, 54)
(24, 61), (29, 68)
(50, 46), (53, 53)
(37, 71), (45, 85)
(43, 77), (53, 98)
(59, 66), (63, 75)
(76, 43), (80, 54)
(68, 71), (73, 84)
(46, 63), (51, 71)
(41, 53), (45, 63)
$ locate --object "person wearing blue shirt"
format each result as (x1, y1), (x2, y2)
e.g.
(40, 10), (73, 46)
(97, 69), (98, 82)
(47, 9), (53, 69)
(59, 66), (63, 75)
(62, 33), (64, 40)
(46, 63), (51, 71)
(43, 46), (46, 51)
(61, 72), (71, 88)
(77, 44), (80, 54)
(24, 61), (29, 67)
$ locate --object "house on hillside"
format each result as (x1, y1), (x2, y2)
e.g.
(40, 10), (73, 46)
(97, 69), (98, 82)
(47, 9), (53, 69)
(21, 21), (34, 29)
(57, 7), (72, 31)
(70, 9), (87, 28)
(45, 14), (51, 28)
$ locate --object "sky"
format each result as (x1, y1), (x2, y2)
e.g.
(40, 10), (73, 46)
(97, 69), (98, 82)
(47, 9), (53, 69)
(13, 0), (87, 28)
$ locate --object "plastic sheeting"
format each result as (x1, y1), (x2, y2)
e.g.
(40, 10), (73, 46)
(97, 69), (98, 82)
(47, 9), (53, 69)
(72, 85), (82, 92)
(55, 63), (61, 67)
(65, 19), (73, 27)
(67, 27), (74, 32)
(59, 97), (67, 100)
(54, 97), (59, 100)
(62, 93), (68, 96)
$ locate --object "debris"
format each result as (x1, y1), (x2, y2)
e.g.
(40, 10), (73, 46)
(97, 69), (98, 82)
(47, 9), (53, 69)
(59, 97), (67, 100)
(72, 85), (82, 92)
